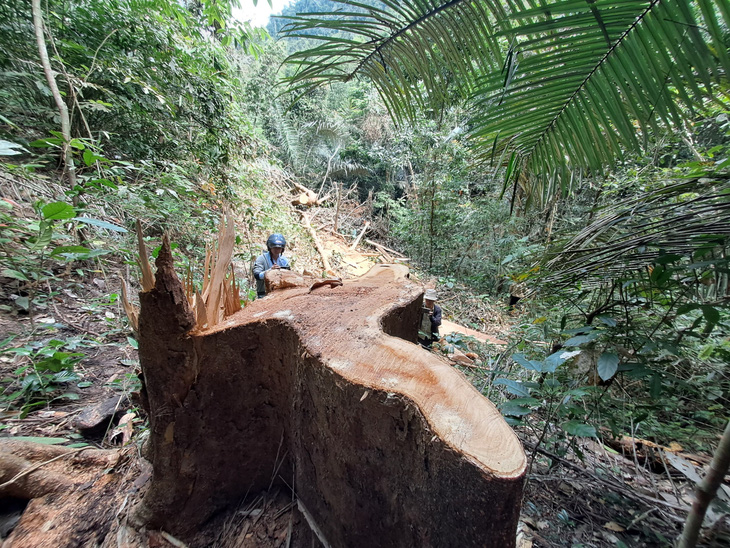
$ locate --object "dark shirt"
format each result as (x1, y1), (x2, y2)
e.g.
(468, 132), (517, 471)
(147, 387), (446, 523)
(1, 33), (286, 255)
(429, 304), (442, 335)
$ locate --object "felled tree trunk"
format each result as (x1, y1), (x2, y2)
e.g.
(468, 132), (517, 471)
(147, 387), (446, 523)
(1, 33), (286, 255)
(134, 240), (526, 547)
(0, 441), (136, 548)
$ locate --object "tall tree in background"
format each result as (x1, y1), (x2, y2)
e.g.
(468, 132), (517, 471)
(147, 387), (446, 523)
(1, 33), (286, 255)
(1, 0), (260, 171)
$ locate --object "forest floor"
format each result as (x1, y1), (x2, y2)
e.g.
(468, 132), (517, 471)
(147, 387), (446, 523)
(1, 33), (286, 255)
(0, 180), (728, 546)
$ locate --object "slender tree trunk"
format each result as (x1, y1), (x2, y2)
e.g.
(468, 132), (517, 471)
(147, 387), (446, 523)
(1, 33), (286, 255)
(31, 0), (77, 191)
(543, 194), (559, 244)
(318, 145), (340, 199)
(678, 419), (730, 548)
(333, 182), (341, 233)
(428, 177), (436, 269)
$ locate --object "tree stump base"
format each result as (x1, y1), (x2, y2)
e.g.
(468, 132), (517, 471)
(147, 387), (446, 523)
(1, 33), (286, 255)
(134, 241), (526, 547)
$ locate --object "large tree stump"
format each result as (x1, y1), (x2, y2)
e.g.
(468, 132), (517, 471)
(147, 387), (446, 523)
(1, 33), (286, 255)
(134, 241), (526, 547)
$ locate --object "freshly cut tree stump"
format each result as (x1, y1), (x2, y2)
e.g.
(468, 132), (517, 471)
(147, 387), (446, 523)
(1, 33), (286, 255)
(134, 241), (526, 547)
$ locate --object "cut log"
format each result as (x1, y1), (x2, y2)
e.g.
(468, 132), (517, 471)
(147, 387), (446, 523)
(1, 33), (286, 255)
(0, 440), (132, 548)
(291, 182), (321, 207)
(133, 240), (526, 546)
(440, 319), (507, 346)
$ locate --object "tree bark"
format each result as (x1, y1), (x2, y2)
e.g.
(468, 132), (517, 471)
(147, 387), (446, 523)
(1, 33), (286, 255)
(31, 0), (77, 191)
(0, 441), (133, 548)
(678, 419), (730, 548)
(133, 240), (527, 547)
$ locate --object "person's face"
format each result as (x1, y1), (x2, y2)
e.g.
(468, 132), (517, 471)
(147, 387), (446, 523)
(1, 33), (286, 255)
(270, 246), (284, 259)
(425, 299), (435, 309)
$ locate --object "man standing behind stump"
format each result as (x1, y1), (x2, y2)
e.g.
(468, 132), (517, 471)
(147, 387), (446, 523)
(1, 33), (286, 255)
(253, 233), (290, 298)
(419, 289), (442, 348)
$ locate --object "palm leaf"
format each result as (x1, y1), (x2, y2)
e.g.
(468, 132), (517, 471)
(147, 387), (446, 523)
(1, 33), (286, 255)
(540, 175), (730, 288)
(281, 0), (730, 206)
(471, 0), (728, 206)
(281, 0), (506, 120)
(270, 103), (305, 169)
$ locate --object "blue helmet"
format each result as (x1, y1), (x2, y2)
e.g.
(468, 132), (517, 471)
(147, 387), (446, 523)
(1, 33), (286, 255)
(266, 233), (286, 250)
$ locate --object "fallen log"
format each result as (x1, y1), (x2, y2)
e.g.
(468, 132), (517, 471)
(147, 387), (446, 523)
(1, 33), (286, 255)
(301, 211), (334, 273)
(364, 238), (406, 258)
(368, 240), (393, 262)
(291, 182), (321, 207)
(350, 221), (369, 250)
(0, 440), (133, 547)
(133, 238), (526, 547)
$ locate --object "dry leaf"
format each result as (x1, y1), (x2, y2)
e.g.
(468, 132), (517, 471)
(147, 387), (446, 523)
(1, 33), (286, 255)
(603, 521), (625, 532)
(109, 412), (136, 446)
(136, 220), (155, 291)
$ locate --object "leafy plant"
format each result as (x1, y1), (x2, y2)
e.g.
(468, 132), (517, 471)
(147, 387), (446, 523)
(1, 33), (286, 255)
(1, 200), (73, 317)
(1, 337), (86, 417)
(106, 371), (142, 396)
(492, 347), (597, 469)
(0, 199), (119, 320)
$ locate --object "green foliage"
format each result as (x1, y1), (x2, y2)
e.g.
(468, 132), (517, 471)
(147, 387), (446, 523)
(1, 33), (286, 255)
(0, 198), (120, 315)
(493, 348), (598, 451)
(106, 371), (142, 395)
(506, 220), (729, 453)
(370, 116), (540, 293)
(281, 0), (729, 207)
(467, 121), (729, 453)
(1, 0), (263, 195)
(1, 0), (273, 322)
(479, 217), (728, 453)
(0, 336), (86, 417)
(268, 0), (347, 37)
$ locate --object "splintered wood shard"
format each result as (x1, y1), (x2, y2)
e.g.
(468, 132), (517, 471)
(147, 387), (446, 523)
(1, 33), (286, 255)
(124, 219), (241, 333)
(135, 220), (155, 292)
(135, 240), (526, 547)
(119, 276), (139, 333)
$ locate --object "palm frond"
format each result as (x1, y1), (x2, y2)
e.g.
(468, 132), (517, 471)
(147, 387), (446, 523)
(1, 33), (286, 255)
(470, 0), (730, 206)
(281, 0), (730, 206)
(280, 0), (506, 121)
(541, 175), (730, 288)
(270, 104), (305, 169)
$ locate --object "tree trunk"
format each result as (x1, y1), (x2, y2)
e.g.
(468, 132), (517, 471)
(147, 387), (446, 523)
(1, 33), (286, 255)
(678, 419), (730, 548)
(31, 0), (77, 192)
(133, 240), (527, 547)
